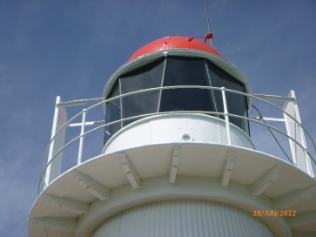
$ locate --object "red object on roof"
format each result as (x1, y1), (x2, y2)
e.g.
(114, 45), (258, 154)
(128, 36), (222, 61)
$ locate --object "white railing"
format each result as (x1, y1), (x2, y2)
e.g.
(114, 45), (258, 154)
(38, 86), (316, 194)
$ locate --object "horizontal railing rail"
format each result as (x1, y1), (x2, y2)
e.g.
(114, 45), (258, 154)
(38, 86), (316, 194)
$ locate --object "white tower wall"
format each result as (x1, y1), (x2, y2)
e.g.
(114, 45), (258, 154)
(93, 200), (273, 237)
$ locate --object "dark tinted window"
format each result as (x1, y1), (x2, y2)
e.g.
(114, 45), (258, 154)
(160, 57), (215, 112)
(104, 83), (121, 144)
(104, 57), (249, 146)
(207, 62), (247, 131)
(120, 59), (164, 125)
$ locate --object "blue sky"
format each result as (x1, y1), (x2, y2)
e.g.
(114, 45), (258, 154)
(0, 1), (315, 236)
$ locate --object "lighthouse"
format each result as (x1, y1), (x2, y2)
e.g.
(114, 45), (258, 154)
(29, 36), (316, 237)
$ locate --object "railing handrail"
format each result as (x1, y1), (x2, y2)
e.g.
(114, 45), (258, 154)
(38, 109), (315, 194)
(39, 86), (316, 194)
(44, 85), (316, 157)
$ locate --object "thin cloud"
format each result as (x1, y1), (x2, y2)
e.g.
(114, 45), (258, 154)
(0, 65), (8, 71)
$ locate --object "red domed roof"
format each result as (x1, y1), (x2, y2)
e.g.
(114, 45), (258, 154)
(128, 36), (222, 61)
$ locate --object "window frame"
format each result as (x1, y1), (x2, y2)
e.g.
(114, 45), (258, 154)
(104, 56), (250, 145)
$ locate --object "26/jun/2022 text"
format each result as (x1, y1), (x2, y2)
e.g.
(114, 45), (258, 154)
(253, 210), (296, 217)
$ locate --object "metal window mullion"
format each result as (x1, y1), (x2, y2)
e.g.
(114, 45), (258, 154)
(108, 101), (120, 111)
(205, 61), (219, 118)
(221, 87), (232, 145)
(157, 57), (167, 112)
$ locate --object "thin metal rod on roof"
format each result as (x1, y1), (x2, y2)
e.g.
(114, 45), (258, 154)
(204, 0), (211, 33)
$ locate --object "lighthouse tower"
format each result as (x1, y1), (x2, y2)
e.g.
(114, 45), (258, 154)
(29, 36), (316, 237)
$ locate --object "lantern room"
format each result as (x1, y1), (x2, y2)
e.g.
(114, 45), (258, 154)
(103, 36), (252, 146)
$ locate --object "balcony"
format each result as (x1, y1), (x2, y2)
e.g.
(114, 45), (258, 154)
(38, 86), (316, 194)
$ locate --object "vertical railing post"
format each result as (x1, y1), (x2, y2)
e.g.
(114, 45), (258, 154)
(221, 87), (232, 145)
(298, 123), (314, 176)
(78, 109), (87, 165)
(45, 96), (67, 188)
(284, 90), (314, 176)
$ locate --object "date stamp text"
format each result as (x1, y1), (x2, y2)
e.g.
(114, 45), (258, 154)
(253, 210), (296, 217)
